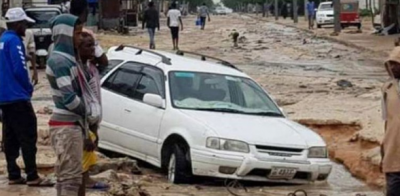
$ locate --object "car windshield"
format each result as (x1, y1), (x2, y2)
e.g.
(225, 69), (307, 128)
(319, 3), (333, 10)
(26, 10), (59, 28)
(169, 72), (283, 117)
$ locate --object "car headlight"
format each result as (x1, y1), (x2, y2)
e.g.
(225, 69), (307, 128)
(206, 137), (250, 153)
(308, 147), (328, 158)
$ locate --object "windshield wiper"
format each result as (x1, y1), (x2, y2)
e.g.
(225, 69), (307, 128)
(191, 108), (246, 114)
(249, 111), (284, 117)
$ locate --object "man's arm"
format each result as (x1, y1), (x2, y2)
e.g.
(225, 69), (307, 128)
(167, 11), (170, 27)
(157, 11), (160, 30)
(9, 38), (32, 95)
(27, 33), (38, 85)
(142, 10), (147, 29)
(179, 17), (183, 30)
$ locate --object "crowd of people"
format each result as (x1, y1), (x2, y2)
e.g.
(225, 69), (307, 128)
(142, 1), (211, 50)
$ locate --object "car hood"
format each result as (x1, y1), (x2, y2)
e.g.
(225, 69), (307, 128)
(180, 110), (326, 148)
(317, 10), (334, 15)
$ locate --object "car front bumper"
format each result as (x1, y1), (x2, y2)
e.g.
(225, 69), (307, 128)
(316, 17), (334, 25)
(191, 148), (332, 184)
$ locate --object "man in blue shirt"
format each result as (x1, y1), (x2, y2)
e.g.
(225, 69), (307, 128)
(0, 8), (47, 186)
(307, 0), (315, 29)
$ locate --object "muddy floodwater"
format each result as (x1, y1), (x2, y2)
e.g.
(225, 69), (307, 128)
(0, 13), (390, 195)
(0, 162), (384, 196)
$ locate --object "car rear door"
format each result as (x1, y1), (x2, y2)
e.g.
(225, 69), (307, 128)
(100, 62), (145, 159)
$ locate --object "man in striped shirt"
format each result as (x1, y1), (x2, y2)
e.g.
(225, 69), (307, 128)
(46, 14), (87, 196)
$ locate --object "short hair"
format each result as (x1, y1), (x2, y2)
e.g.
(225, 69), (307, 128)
(148, 1), (154, 7)
(202, 2), (206, 5)
(171, 3), (177, 9)
(70, 0), (88, 16)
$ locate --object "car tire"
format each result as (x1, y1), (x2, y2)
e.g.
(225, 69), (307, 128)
(168, 144), (192, 184)
(317, 24), (322, 28)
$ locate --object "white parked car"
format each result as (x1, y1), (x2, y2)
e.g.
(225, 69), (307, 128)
(99, 45), (332, 184)
(214, 7), (227, 15)
(316, 2), (334, 28)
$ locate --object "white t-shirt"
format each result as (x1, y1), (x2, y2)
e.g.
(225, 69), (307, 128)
(167, 9), (181, 27)
(23, 29), (36, 80)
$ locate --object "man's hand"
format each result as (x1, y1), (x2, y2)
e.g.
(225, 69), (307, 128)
(181, 26), (184, 31)
(208, 17), (211, 22)
(31, 70), (38, 86)
(84, 138), (96, 152)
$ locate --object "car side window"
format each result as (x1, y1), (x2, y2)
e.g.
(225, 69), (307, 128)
(132, 66), (165, 101)
(102, 62), (142, 97)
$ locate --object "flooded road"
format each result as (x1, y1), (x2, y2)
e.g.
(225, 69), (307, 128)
(0, 13), (388, 195)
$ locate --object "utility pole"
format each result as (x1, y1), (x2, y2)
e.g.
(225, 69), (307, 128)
(274, 0), (278, 20)
(333, 0), (341, 34)
(293, 0), (298, 23)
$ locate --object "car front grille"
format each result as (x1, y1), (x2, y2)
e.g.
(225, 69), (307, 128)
(246, 169), (311, 180)
(255, 145), (304, 157)
(327, 14), (334, 17)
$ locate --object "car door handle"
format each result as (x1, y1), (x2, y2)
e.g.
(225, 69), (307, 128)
(124, 109), (131, 113)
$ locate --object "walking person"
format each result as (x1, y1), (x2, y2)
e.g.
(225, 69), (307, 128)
(198, 3), (210, 30)
(142, 1), (160, 49)
(167, 3), (183, 50)
(306, 0), (315, 29)
(381, 47), (400, 196)
(0, 7), (51, 186)
(46, 14), (87, 196)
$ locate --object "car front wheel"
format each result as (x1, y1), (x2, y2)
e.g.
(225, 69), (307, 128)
(168, 145), (192, 184)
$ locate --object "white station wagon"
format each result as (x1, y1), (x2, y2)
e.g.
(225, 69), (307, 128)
(98, 45), (332, 184)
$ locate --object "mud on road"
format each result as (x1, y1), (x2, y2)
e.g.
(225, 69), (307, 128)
(0, 14), (389, 195)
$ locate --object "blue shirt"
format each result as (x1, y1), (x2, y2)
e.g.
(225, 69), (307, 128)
(307, 2), (315, 16)
(0, 31), (33, 104)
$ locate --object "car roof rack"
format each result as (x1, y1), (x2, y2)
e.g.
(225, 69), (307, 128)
(176, 50), (241, 71)
(115, 45), (172, 65)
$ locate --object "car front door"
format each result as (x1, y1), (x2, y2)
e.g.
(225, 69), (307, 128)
(100, 62), (145, 159)
(122, 65), (166, 164)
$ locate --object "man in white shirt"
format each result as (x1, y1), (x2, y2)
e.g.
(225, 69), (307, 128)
(23, 29), (38, 85)
(167, 3), (183, 50)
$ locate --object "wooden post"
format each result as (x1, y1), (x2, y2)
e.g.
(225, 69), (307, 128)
(293, 0), (298, 23)
(333, 0), (341, 34)
(275, 0), (278, 20)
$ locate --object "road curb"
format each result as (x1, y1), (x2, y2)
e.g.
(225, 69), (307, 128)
(246, 14), (389, 57)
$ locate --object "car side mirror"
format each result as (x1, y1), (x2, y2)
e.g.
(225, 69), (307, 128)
(143, 93), (165, 109)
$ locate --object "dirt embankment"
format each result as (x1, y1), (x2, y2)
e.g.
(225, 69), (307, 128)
(302, 122), (384, 188)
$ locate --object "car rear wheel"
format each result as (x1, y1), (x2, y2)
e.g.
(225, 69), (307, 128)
(167, 145), (192, 184)
(317, 24), (322, 28)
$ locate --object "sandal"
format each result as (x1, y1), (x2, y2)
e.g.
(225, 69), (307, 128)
(87, 182), (110, 191)
(8, 178), (26, 185)
(27, 178), (55, 187)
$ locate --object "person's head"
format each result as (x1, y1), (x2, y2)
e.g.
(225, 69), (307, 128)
(5, 7), (35, 37)
(386, 47), (400, 79)
(148, 1), (154, 8)
(202, 2), (206, 6)
(70, 0), (88, 23)
(171, 3), (177, 9)
(51, 14), (82, 56)
(78, 32), (95, 61)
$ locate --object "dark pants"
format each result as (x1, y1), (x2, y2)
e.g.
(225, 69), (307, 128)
(200, 17), (206, 28)
(170, 27), (179, 39)
(2, 101), (39, 181)
(386, 172), (400, 196)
